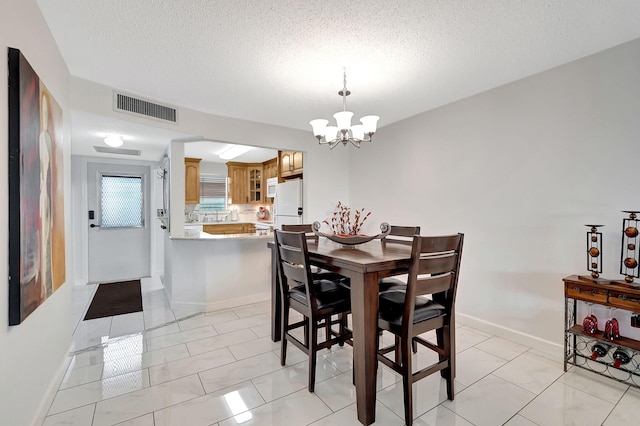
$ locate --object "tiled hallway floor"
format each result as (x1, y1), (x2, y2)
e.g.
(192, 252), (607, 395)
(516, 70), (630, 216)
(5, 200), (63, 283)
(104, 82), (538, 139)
(41, 277), (640, 425)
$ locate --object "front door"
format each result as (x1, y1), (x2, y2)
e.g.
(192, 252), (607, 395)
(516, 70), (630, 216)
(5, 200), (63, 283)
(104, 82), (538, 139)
(87, 162), (151, 283)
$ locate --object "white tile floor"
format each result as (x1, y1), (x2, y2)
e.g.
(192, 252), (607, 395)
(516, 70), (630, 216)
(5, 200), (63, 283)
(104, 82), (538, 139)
(42, 277), (640, 425)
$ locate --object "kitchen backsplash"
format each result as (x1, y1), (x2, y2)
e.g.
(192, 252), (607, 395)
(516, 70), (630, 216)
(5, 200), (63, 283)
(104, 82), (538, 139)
(232, 204), (272, 223)
(186, 204), (272, 223)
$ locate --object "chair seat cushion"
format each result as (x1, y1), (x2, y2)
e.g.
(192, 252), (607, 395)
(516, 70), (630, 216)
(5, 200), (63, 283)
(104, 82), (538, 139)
(313, 271), (350, 287)
(289, 279), (351, 311)
(378, 288), (445, 327)
(378, 277), (406, 292)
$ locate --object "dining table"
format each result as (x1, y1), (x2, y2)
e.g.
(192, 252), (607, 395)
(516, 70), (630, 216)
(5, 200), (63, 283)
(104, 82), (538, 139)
(268, 237), (413, 425)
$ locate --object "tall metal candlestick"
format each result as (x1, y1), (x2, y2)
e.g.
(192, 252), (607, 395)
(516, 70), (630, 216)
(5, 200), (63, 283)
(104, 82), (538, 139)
(620, 211), (640, 283)
(585, 224), (604, 279)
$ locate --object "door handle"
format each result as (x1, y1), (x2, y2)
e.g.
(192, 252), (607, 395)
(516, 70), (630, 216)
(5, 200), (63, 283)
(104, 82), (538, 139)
(90, 224), (100, 228)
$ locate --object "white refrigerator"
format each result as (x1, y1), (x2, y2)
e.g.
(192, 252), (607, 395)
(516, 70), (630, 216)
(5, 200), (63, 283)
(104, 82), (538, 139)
(273, 180), (303, 229)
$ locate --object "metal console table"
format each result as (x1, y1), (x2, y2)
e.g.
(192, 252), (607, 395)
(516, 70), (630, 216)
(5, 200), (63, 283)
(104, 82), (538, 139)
(564, 275), (640, 387)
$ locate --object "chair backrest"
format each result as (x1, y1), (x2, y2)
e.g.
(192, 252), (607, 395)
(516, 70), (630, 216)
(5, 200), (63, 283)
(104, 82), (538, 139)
(282, 224), (318, 242)
(274, 230), (316, 307)
(382, 225), (421, 245)
(404, 234), (464, 324)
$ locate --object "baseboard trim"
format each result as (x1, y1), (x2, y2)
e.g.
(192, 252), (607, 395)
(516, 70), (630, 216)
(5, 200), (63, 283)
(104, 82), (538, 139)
(457, 312), (562, 358)
(170, 292), (271, 313)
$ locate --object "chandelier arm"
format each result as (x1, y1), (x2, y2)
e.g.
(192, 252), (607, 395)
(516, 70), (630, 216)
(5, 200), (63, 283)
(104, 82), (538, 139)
(349, 138), (362, 148)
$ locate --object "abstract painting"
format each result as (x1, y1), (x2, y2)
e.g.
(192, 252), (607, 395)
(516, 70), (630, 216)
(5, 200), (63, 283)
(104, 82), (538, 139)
(8, 48), (65, 325)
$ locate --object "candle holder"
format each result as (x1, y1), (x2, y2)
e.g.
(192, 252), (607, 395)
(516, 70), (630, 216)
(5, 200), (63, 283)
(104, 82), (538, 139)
(620, 211), (640, 284)
(580, 224), (610, 284)
(586, 224), (604, 279)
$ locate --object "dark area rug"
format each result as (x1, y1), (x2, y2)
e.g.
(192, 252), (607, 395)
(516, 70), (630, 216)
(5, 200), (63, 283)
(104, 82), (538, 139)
(84, 280), (143, 320)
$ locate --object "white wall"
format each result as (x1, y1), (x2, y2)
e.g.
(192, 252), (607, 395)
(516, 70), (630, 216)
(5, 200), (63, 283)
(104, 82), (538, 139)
(0, 1), (73, 425)
(349, 38), (640, 348)
(199, 160), (228, 176)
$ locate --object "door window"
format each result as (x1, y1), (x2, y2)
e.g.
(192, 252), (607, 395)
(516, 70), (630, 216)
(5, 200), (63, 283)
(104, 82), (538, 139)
(100, 175), (144, 228)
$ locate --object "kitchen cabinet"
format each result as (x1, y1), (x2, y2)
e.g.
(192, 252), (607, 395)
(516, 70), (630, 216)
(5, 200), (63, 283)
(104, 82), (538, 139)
(247, 166), (263, 203)
(185, 157), (201, 204)
(279, 150), (303, 179)
(227, 163), (248, 204)
(263, 158), (278, 179)
(563, 274), (640, 388)
(227, 162), (263, 204)
(203, 223), (256, 235)
(262, 158), (278, 202)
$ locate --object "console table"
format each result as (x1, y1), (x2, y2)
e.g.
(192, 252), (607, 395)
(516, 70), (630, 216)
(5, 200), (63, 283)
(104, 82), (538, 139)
(563, 274), (640, 387)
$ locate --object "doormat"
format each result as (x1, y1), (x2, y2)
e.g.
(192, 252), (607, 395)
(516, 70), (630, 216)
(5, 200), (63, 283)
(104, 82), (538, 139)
(84, 280), (143, 320)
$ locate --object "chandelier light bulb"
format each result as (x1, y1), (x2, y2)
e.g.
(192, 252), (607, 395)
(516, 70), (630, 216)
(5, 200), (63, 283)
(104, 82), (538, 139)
(324, 126), (339, 142)
(351, 124), (365, 140)
(333, 111), (353, 131)
(309, 119), (328, 138)
(360, 115), (380, 135)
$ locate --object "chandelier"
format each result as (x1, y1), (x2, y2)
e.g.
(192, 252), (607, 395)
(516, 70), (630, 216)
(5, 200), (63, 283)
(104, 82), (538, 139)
(309, 70), (379, 149)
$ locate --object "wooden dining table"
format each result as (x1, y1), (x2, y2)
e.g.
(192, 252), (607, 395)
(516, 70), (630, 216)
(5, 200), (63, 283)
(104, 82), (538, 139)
(268, 237), (413, 425)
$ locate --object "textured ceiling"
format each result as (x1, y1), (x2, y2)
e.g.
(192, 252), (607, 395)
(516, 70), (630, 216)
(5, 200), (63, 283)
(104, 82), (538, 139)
(36, 0), (640, 160)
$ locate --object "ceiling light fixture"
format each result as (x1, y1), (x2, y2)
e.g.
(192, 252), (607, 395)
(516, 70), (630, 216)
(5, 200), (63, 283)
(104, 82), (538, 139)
(218, 144), (252, 160)
(309, 69), (379, 149)
(104, 134), (124, 147)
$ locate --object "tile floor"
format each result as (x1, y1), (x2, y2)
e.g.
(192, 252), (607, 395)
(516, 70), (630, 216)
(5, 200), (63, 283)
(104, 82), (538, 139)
(41, 277), (640, 425)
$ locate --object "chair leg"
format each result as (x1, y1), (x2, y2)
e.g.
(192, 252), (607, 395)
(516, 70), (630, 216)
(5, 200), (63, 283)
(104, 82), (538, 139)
(308, 316), (318, 392)
(443, 325), (455, 399)
(338, 313), (347, 346)
(325, 315), (332, 349)
(394, 335), (401, 365)
(449, 324), (456, 378)
(412, 338), (418, 353)
(280, 302), (289, 366)
(436, 327), (448, 378)
(401, 335), (414, 426)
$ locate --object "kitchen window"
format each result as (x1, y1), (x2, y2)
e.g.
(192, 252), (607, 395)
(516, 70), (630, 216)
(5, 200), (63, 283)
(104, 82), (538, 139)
(199, 174), (227, 210)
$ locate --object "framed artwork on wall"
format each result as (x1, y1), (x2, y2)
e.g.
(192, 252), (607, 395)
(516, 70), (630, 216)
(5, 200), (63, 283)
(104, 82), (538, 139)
(7, 47), (66, 325)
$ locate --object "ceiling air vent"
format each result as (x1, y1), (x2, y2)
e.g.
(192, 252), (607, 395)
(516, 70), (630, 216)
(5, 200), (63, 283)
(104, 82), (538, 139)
(113, 91), (178, 124)
(94, 146), (141, 156)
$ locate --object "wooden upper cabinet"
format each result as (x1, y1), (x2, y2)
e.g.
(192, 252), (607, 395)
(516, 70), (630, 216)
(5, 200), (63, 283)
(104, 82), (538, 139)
(185, 157), (201, 204)
(227, 162), (248, 204)
(263, 158), (278, 180)
(227, 162), (263, 204)
(279, 151), (303, 178)
(247, 165), (263, 203)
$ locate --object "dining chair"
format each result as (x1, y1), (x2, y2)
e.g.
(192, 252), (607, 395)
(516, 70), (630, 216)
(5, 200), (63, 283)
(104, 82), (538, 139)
(281, 224), (351, 344)
(379, 225), (421, 291)
(377, 233), (464, 426)
(274, 229), (353, 392)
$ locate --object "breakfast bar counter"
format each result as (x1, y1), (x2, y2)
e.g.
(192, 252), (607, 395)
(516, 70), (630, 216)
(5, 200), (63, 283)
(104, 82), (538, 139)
(163, 231), (273, 311)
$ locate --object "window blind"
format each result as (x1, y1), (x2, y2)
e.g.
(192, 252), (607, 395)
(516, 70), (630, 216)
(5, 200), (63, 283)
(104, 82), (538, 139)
(200, 175), (227, 198)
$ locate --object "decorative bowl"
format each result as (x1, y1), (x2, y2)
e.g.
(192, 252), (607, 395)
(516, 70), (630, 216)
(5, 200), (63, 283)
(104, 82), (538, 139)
(312, 222), (391, 246)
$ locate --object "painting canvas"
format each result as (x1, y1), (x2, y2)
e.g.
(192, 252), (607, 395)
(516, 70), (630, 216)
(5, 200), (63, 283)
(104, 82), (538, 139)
(8, 48), (66, 325)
